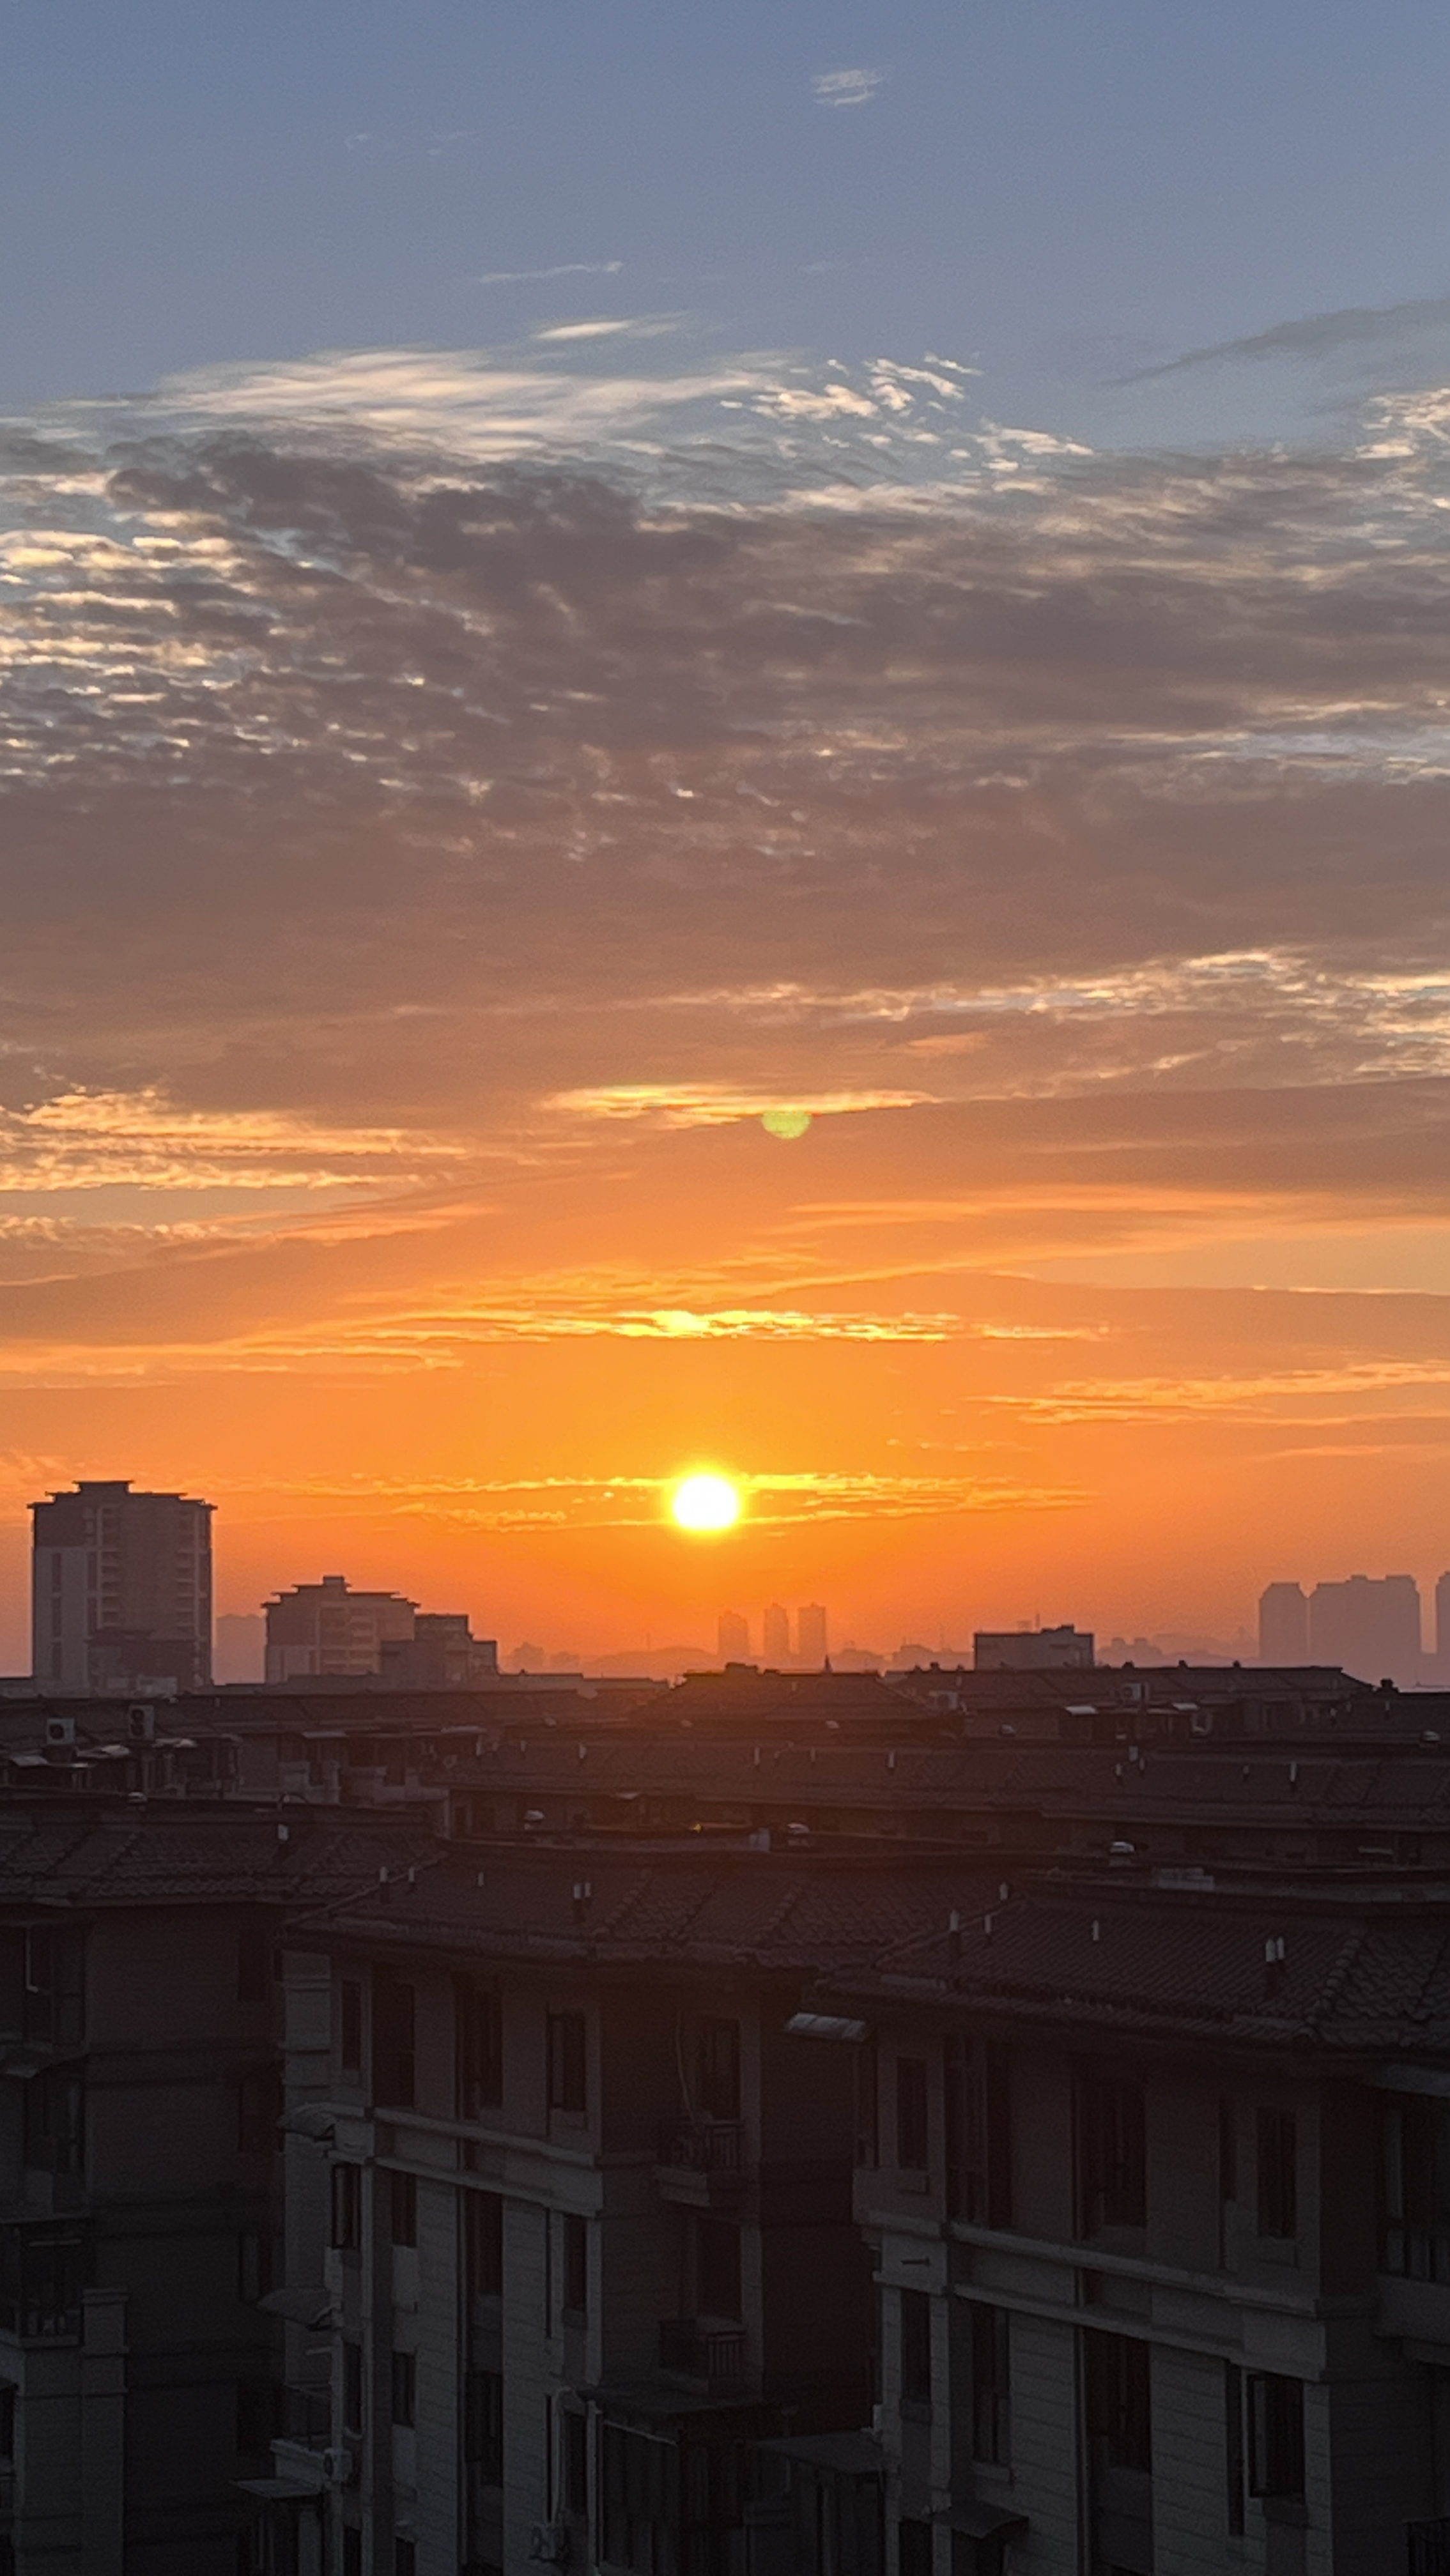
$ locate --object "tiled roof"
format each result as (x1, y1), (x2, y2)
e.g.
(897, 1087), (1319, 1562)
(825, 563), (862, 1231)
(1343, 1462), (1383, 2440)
(0, 1802), (435, 1908)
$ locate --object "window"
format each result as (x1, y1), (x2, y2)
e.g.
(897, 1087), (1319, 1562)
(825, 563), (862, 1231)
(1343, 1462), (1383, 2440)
(236, 1927), (270, 2005)
(24, 2070), (83, 2177)
(465, 2190), (504, 2299)
(562, 2409), (588, 2515)
(695, 2216), (742, 2320)
(394, 2547), (416, 2576)
(1075, 2071), (1146, 2235)
(1225, 2363), (1246, 2536)
(343, 2531), (362, 2576)
(1247, 2372), (1304, 2501)
(339, 1978), (362, 2074)
(1084, 2331), (1151, 2477)
(0, 2386), (14, 2462)
(463, 2369), (504, 2483)
(236, 2230), (273, 2303)
(946, 2039), (1012, 2227)
(341, 2340), (364, 2434)
(854, 2043), (879, 2168)
(237, 2066), (279, 2158)
(1383, 2093), (1450, 2280)
(1219, 2096), (1238, 2204)
(390, 2170), (417, 2248)
(899, 2521), (933, 2576)
(697, 2018), (741, 2121)
(390, 2350), (417, 2428)
(330, 2163), (362, 2252)
(562, 2213), (588, 2320)
(897, 2057), (929, 2172)
(22, 1927), (83, 2048)
(456, 1979), (502, 2117)
(236, 2379), (275, 2458)
(373, 1974), (416, 2109)
(1256, 2109), (1297, 2241)
(547, 2012), (587, 2118)
(900, 2287), (932, 2407)
(602, 2424), (678, 2576)
(969, 2303), (1010, 2465)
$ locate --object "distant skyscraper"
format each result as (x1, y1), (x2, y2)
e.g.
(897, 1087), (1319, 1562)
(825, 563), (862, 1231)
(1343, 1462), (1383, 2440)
(796, 1603), (828, 1664)
(1258, 1581), (1309, 1664)
(1308, 1575), (1421, 1685)
(31, 1478), (213, 1691)
(1437, 1572), (1450, 1674)
(265, 1575), (416, 1682)
(762, 1602), (791, 1664)
(717, 1610), (751, 1660)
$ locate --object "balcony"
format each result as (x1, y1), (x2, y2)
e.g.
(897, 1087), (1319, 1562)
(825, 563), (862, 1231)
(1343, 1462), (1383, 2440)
(0, 2225), (84, 2341)
(654, 2118), (745, 2207)
(658, 2317), (748, 2394)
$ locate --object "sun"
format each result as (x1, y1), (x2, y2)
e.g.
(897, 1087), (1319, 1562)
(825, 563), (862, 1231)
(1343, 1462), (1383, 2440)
(670, 1472), (743, 1535)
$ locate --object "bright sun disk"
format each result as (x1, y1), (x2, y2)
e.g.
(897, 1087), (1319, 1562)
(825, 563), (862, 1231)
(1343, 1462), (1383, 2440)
(670, 1472), (743, 1533)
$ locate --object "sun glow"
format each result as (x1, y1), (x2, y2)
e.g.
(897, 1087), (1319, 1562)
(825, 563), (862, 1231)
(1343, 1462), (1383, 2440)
(670, 1471), (743, 1534)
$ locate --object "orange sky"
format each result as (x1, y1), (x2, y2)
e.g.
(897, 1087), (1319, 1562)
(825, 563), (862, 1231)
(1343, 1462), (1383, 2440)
(5, 358), (1450, 1666)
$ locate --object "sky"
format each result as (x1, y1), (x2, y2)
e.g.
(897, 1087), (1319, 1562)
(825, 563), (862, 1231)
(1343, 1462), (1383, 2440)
(5, 3), (1450, 1665)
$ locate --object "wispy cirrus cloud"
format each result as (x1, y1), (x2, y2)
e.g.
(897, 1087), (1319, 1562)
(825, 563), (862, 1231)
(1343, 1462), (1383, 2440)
(477, 261), (624, 287)
(812, 68), (884, 109)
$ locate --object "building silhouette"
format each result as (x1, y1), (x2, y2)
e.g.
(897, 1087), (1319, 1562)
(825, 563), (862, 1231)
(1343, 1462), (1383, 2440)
(264, 1575), (416, 1682)
(1259, 1579), (1309, 1663)
(716, 1610), (751, 1661)
(1308, 1573), (1421, 1684)
(762, 1602), (791, 1665)
(29, 1479), (213, 1691)
(973, 1622), (1093, 1671)
(796, 1603), (828, 1665)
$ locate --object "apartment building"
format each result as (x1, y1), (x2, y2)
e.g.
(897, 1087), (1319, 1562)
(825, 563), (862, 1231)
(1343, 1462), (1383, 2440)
(29, 1482), (213, 1693)
(0, 1800), (433, 2576)
(821, 1882), (1450, 2576)
(255, 1850), (993, 2576)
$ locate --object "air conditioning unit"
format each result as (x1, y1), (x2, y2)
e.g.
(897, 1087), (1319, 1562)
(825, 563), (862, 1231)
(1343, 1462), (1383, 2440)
(127, 1704), (156, 1742)
(528, 2524), (573, 2568)
(320, 2446), (357, 2487)
(45, 1717), (75, 1748)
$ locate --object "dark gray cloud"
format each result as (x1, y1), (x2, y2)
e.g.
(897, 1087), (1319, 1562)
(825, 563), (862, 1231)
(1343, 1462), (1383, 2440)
(1120, 292), (1450, 383)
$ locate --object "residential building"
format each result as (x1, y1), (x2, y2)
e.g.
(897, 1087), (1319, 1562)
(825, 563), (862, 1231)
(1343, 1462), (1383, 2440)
(1259, 1581), (1309, 1664)
(1307, 1574), (1422, 1685)
(797, 1604), (828, 1666)
(379, 1616), (500, 1689)
(30, 1480), (213, 1692)
(717, 1612), (752, 1661)
(762, 1604), (791, 1665)
(0, 1797), (433, 2575)
(265, 1579), (417, 1683)
(973, 1626), (1093, 1672)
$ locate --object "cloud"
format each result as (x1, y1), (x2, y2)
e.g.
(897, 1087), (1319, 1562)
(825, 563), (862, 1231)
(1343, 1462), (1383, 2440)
(812, 68), (884, 109)
(1122, 292), (1450, 383)
(477, 262), (624, 287)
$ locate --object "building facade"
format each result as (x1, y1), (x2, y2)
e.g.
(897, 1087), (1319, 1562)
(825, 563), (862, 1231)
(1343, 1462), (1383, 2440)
(29, 1482), (213, 1692)
(265, 1581), (419, 1684)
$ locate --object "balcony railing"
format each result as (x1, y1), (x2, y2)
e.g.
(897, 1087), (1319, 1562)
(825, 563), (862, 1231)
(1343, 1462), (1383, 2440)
(655, 2119), (744, 2176)
(658, 2318), (747, 2392)
(1409, 2520), (1450, 2576)
(0, 2227), (84, 2340)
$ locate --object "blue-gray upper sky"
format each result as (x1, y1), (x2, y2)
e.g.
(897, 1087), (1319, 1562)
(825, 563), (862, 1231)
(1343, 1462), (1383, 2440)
(6, 0), (1450, 444)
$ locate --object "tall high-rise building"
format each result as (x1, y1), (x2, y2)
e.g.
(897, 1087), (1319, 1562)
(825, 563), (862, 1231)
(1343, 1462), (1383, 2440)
(264, 1575), (416, 1682)
(1436, 1572), (1450, 1675)
(31, 1478), (213, 1691)
(762, 1602), (791, 1665)
(1259, 1580), (1309, 1664)
(796, 1602), (828, 1664)
(716, 1609), (751, 1661)
(1308, 1574), (1421, 1685)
